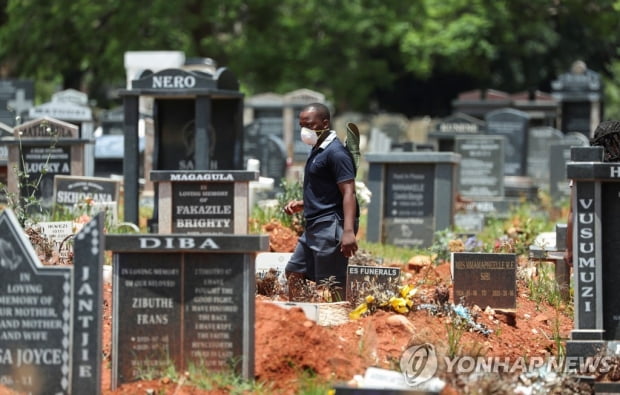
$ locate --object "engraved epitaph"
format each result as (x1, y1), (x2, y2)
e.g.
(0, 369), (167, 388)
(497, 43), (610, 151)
(0, 210), (72, 393)
(383, 164), (434, 247)
(485, 108), (529, 176)
(71, 212), (104, 394)
(454, 135), (504, 198)
(108, 234), (268, 389)
(451, 252), (517, 309)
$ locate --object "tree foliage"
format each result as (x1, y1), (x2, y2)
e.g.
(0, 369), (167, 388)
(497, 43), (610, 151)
(0, 0), (618, 114)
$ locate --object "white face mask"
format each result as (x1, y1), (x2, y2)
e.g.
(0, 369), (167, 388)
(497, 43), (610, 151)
(300, 127), (328, 146)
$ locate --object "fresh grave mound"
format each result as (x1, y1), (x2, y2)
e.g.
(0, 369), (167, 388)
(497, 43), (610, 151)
(254, 301), (364, 390)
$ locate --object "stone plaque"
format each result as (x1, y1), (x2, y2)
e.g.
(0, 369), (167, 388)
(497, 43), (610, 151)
(53, 175), (120, 208)
(0, 210), (103, 394)
(172, 182), (234, 233)
(108, 233), (268, 389)
(602, 182), (620, 340)
(22, 145), (72, 208)
(451, 252), (517, 309)
(527, 127), (563, 187)
(184, 255), (246, 370)
(346, 265), (401, 307)
(383, 164), (434, 247)
(71, 212), (104, 394)
(455, 135), (504, 198)
(0, 210), (72, 393)
(114, 256), (182, 383)
(485, 108), (529, 176)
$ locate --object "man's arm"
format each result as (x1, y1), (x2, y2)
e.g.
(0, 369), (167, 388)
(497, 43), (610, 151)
(338, 179), (358, 257)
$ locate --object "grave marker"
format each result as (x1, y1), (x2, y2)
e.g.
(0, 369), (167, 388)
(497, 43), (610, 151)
(53, 175), (120, 209)
(120, 66), (245, 225)
(429, 112), (486, 152)
(0, 209), (103, 394)
(551, 60), (602, 138)
(454, 135), (504, 198)
(0, 79), (34, 126)
(549, 132), (589, 203)
(346, 265), (401, 307)
(4, 117), (88, 210)
(526, 127), (563, 188)
(366, 152), (459, 248)
(485, 108), (530, 176)
(451, 252), (517, 309)
(151, 170), (258, 234)
(107, 233), (269, 388)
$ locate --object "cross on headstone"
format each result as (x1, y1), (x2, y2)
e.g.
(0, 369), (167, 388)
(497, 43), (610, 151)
(8, 89), (33, 118)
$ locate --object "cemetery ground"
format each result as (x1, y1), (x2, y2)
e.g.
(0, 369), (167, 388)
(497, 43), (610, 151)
(95, 200), (588, 394)
(4, 196), (603, 394)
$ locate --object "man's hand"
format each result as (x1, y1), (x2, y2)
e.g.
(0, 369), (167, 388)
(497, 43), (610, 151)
(283, 200), (303, 215)
(340, 229), (357, 258)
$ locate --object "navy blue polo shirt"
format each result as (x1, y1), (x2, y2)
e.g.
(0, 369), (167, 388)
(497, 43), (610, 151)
(303, 131), (357, 221)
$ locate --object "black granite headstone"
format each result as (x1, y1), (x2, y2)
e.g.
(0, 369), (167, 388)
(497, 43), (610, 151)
(71, 212), (104, 394)
(454, 135), (504, 198)
(485, 108), (529, 176)
(451, 252), (517, 309)
(0, 209), (103, 394)
(53, 175), (120, 208)
(383, 164), (435, 247)
(108, 233), (268, 389)
(526, 127), (563, 187)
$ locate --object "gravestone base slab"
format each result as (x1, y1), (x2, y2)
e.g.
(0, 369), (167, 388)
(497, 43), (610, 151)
(566, 340), (605, 360)
(594, 382), (620, 394)
(571, 329), (605, 341)
(269, 301), (350, 326)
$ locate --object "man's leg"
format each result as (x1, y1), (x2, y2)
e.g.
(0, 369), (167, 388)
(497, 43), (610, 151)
(285, 233), (311, 301)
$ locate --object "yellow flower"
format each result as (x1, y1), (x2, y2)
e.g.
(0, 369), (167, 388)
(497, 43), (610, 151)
(389, 297), (408, 314)
(349, 303), (368, 320)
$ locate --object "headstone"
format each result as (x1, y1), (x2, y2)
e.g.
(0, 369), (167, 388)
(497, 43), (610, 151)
(551, 60), (602, 138)
(151, 170), (258, 234)
(4, 117), (88, 210)
(28, 89), (95, 177)
(0, 79), (34, 126)
(564, 146), (620, 393)
(371, 114), (409, 143)
(429, 112), (486, 152)
(106, 233), (269, 388)
(366, 152), (459, 248)
(0, 209), (103, 394)
(548, 132), (589, 203)
(120, 66), (245, 225)
(53, 175), (120, 209)
(367, 129), (392, 153)
(451, 252), (517, 309)
(260, 134), (287, 182)
(526, 126), (563, 188)
(346, 265), (401, 307)
(485, 108), (530, 176)
(454, 135), (504, 198)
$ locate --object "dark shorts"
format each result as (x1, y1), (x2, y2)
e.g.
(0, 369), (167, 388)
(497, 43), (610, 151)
(285, 213), (357, 289)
